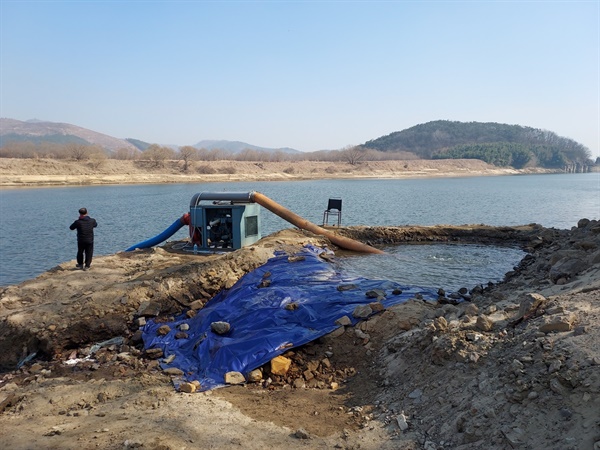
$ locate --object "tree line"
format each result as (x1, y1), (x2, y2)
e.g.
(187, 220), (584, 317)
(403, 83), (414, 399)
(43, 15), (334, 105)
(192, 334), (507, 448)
(0, 141), (419, 169)
(1, 124), (597, 171)
(430, 142), (596, 169)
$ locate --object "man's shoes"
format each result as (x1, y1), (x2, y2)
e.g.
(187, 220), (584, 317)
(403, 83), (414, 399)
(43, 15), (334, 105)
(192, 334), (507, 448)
(83, 266), (90, 271)
(76, 264), (83, 270)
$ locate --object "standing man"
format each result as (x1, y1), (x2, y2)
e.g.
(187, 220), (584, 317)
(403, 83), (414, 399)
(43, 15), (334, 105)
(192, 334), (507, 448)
(70, 207), (98, 271)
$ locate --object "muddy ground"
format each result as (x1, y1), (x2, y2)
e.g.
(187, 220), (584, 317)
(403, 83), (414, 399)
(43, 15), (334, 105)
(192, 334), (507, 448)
(1, 222), (599, 450)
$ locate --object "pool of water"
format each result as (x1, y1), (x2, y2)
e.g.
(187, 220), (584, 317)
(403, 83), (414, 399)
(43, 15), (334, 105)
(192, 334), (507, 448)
(336, 243), (526, 293)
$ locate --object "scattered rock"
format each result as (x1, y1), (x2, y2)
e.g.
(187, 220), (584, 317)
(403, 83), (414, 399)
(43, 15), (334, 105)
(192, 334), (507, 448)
(293, 428), (310, 439)
(352, 304), (372, 319)
(335, 315), (352, 326)
(156, 325), (171, 336)
(270, 355), (292, 376)
(210, 321), (231, 335)
(224, 371), (245, 385)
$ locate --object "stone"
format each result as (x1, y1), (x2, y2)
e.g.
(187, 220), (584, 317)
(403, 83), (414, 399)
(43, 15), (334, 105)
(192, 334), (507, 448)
(434, 316), (448, 331)
(294, 428), (310, 439)
(408, 388), (422, 399)
(224, 371), (245, 385)
(549, 257), (587, 283)
(355, 329), (369, 340)
(137, 301), (162, 317)
(365, 289), (386, 299)
(396, 412), (409, 431)
(465, 303), (479, 316)
(326, 327), (346, 339)
(547, 359), (562, 374)
(179, 382), (197, 393)
(369, 302), (385, 313)
(163, 368), (184, 376)
(157, 325), (171, 336)
(335, 315), (352, 326)
(175, 332), (188, 339)
(577, 218), (590, 228)
(293, 378), (306, 389)
(475, 315), (493, 332)
(258, 279), (271, 288)
(539, 314), (576, 333)
(189, 300), (204, 310)
(178, 323), (189, 331)
(518, 293), (547, 318)
(353, 304), (373, 319)
(337, 284), (358, 291)
(270, 355), (292, 376)
(145, 348), (163, 359)
(549, 378), (565, 395)
(247, 369), (262, 382)
(210, 321), (231, 335)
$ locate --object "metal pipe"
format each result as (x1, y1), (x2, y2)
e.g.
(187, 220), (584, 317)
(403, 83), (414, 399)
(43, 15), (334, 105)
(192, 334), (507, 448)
(249, 191), (384, 255)
(190, 192), (254, 208)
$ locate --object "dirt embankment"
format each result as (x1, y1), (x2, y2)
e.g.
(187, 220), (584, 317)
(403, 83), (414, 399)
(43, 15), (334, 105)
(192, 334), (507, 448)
(0, 157), (557, 187)
(0, 221), (599, 450)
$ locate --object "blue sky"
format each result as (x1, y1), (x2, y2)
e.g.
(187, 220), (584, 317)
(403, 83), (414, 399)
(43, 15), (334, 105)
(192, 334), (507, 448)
(1, 1), (598, 156)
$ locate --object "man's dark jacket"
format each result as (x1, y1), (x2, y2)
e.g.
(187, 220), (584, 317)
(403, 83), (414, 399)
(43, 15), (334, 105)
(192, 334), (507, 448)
(70, 216), (97, 243)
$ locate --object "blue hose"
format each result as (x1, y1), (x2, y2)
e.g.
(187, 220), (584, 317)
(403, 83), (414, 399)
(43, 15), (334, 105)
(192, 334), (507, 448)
(126, 217), (186, 252)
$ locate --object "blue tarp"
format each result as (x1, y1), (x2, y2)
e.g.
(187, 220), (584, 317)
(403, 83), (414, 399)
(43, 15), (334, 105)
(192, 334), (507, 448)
(142, 245), (439, 391)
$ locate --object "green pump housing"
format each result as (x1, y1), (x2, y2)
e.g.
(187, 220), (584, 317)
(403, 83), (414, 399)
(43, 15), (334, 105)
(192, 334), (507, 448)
(189, 192), (261, 251)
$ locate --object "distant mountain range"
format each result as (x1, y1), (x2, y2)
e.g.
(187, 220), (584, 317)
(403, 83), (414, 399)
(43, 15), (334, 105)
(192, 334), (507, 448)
(1, 118), (593, 168)
(0, 118), (302, 155)
(192, 140), (301, 155)
(0, 118), (139, 153)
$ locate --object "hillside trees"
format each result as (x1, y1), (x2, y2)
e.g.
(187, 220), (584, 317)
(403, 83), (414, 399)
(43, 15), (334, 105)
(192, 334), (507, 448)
(366, 120), (593, 169)
(432, 143), (531, 168)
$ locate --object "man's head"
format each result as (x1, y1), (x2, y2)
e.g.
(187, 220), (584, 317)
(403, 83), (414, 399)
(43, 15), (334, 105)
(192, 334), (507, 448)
(79, 208), (88, 216)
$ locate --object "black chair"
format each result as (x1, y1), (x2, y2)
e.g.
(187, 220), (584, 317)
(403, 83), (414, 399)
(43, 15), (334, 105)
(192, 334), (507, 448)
(322, 198), (342, 226)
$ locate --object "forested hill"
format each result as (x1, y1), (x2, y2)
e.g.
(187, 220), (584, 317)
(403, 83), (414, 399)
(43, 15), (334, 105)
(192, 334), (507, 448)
(363, 120), (593, 169)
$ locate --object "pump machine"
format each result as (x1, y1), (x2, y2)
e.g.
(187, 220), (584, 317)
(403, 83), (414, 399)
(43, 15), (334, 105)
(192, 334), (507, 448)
(189, 192), (261, 251)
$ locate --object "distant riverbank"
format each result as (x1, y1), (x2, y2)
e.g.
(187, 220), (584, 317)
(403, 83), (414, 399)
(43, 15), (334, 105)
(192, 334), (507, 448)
(0, 157), (561, 187)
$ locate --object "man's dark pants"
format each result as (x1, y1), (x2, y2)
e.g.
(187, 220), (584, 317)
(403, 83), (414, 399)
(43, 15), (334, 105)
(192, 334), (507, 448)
(77, 242), (94, 268)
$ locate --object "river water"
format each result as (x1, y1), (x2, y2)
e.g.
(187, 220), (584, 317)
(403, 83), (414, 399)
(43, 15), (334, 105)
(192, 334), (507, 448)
(0, 173), (598, 287)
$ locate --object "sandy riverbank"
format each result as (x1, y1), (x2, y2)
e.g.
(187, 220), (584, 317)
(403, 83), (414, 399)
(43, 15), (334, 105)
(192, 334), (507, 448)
(0, 158), (558, 187)
(1, 221), (599, 449)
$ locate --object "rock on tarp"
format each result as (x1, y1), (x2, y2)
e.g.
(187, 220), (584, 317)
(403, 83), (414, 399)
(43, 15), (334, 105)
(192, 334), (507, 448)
(142, 245), (438, 391)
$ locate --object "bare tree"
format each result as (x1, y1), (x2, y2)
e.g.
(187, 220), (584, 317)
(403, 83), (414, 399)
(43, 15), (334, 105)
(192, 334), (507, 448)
(67, 143), (93, 161)
(178, 146), (199, 172)
(143, 144), (175, 167)
(340, 146), (366, 165)
(88, 151), (107, 170)
(113, 147), (139, 160)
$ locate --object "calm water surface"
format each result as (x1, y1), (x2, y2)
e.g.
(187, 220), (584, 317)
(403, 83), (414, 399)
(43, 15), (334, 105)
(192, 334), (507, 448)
(0, 173), (598, 287)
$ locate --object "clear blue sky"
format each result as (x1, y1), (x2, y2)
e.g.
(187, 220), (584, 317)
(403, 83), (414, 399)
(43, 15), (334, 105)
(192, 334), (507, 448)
(1, 1), (598, 156)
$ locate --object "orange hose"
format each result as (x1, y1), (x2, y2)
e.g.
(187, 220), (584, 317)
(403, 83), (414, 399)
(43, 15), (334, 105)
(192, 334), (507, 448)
(250, 191), (384, 254)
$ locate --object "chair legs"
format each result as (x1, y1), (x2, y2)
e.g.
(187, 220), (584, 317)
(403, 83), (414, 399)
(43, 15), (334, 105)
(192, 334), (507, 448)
(323, 210), (341, 226)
